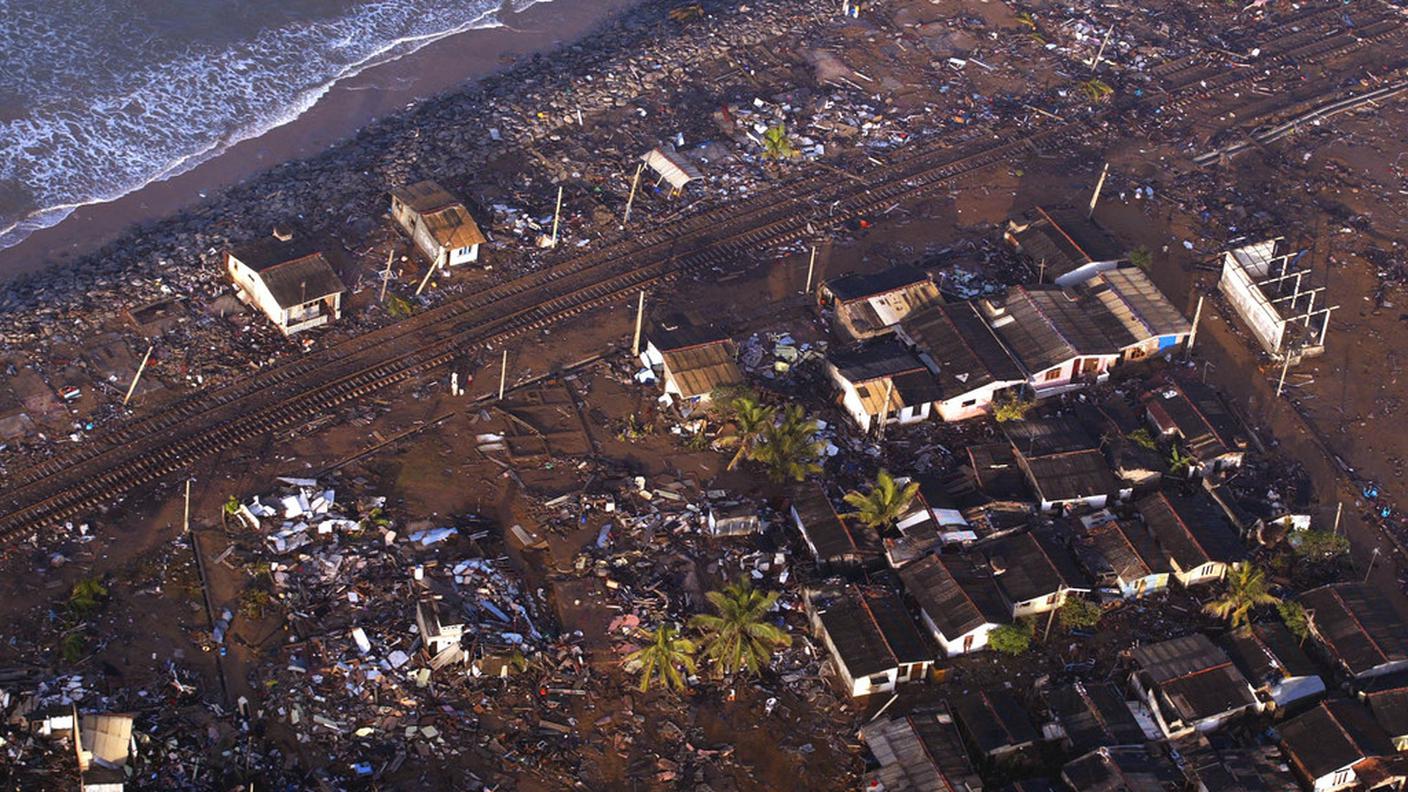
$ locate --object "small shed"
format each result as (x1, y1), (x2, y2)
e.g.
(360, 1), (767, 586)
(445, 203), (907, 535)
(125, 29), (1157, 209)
(640, 324), (743, 406)
(706, 502), (760, 537)
(808, 587), (932, 698)
(390, 180), (487, 267)
(416, 598), (466, 656)
(226, 234), (346, 335)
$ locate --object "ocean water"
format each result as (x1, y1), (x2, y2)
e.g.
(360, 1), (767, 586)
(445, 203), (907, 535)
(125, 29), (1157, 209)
(0, 0), (540, 252)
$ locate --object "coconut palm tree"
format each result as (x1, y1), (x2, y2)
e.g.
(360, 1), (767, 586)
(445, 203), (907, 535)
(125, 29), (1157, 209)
(843, 469), (920, 531)
(751, 404), (824, 483)
(624, 625), (697, 692)
(1202, 564), (1280, 627)
(762, 124), (799, 160)
(719, 397), (776, 471)
(690, 578), (792, 677)
(1168, 445), (1196, 477)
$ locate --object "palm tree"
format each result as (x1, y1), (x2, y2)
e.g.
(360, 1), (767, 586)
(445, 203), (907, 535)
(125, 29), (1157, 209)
(690, 578), (792, 677)
(624, 625), (697, 692)
(843, 469), (920, 531)
(1202, 564), (1280, 627)
(719, 397), (776, 471)
(751, 404), (823, 483)
(1168, 445), (1196, 477)
(221, 495), (240, 529)
(762, 124), (799, 160)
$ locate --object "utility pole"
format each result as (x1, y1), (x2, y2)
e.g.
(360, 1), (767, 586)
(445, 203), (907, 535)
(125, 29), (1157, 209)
(1185, 295), (1204, 358)
(1332, 501), (1344, 536)
(877, 378), (895, 443)
(183, 479), (192, 535)
(379, 248), (394, 303)
(1088, 162), (1109, 219)
(1089, 27), (1113, 71)
(1276, 352), (1293, 398)
(1037, 258), (1047, 285)
(1042, 600), (1060, 643)
(1364, 546), (1381, 582)
(498, 349), (509, 401)
(123, 345), (154, 407)
(622, 163), (644, 230)
(632, 291), (646, 356)
(804, 245), (818, 295)
(550, 185), (564, 247)
(414, 259), (438, 297)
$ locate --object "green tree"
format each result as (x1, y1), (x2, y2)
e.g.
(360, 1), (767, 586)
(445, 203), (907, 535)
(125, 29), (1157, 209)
(1291, 529), (1349, 562)
(1202, 565), (1280, 627)
(690, 578), (792, 677)
(1278, 600), (1310, 642)
(718, 397), (776, 471)
(750, 404), (824, 483)
(1127, 248), (1152, 270)
(221, 495), (241, 529)
(1058, 598), (1103, 631)
(624, 625), (698, 692)
(993, 395), (1035, 423)
(68, 578), (109, 617)
(1125, 428), (1158, 450)
(843, 469), (920, 531)
(1167, 445), (1196, 477)
(762, 124), (799, 160)
(60, 632), (88, 664)
(989, 623), (1032, 656)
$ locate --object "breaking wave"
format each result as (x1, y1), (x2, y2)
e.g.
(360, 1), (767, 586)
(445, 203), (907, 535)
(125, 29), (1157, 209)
(0, 0), (543, 252)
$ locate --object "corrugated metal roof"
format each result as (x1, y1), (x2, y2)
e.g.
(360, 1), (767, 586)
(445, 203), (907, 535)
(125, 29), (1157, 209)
(661, 340), (741, 399)
(642, 147), (703, 190)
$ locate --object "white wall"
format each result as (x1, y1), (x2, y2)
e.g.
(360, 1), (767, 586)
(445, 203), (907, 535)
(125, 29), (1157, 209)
(920, 609), (997, 657)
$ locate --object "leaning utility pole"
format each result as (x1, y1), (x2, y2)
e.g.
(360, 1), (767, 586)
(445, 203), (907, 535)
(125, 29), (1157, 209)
(622, 163), (644, 230)
(632, 291), (646, 356)
(550, 185), (564, 246)
(123, 345), (154, 407)
(498, 349), (509, 401)
(379, 248), (394, 303)
(1088, 162), (1109, 218)
(1185, 296), (1204, 358)
(804, 245), (818, 295)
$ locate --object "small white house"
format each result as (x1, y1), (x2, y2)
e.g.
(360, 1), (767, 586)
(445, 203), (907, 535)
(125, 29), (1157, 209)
(1078, 511), (1171, 599)
(895, 301), (1028, 422)
(390, 181), (487, 268)
(808, 587), (932, 698)
(1280, 700), (1405, 792)
(826, 340), (938, 433)
(899, 553), (1008, 657)
(1136, 492), (1245, 588)
(416, 598), (465, 656)
(639, 326), (742, 406)
(226, 234), (346, 336)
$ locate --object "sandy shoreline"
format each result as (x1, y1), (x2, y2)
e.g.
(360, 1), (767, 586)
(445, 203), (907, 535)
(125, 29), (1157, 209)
(0, 0), (641, 281)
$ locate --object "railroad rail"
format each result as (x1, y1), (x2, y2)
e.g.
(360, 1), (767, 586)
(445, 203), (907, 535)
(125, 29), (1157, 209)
(0, 3), (1402, 542)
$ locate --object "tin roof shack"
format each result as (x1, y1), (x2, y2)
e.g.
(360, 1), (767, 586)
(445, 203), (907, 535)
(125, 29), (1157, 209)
(1082, 400), (1166, 489)
(895, 301), (1027, 422)
(226, 233), (346, 335)
(860, 710), (983, 792)
(641, 146), (704, 197)
(1143, 382), (1248, 476)
(1300, 582), (1408, 681)
(1222, 622), (1325, 712)
(789, 484), (880, 572)
(885, 477), (981, 566)
(985, 531), (1087, 619)
(1360, 673), (1408, 751)
(389, 180), (487, 268)
(952, 688), (1043, 761)
(639, 324), (743, 407)
(1044, 682), (1146, 753)
(1279, 699), (1407, 792)
(900, 553), (1009, 657)
(1061, 744), (1185, 792)
(415, 598), (466, 658)
(1016, 448), (1123, 514)
(1077, 510), (1172, 600)
(1217, 239), (1335, 363)
(827, 340), (940, 433)
(806, 587), (933, 698)
(1128, 634), (1261, 738)
(1135, 491), (1245, 587)
(1005, 206), (1118, 285)
(1078, 268), (1193, 363)
(706, 502), (761, 537)
(74, 711), (134, 792)
(818, 265), (940, 342)
(979, 287), (1121, 397)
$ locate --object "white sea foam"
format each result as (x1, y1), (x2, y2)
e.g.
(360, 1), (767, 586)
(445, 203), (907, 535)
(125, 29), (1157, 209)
(0, 0), (552, 252)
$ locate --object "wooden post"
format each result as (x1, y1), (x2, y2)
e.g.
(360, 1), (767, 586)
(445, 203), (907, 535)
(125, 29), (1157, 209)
(1185, 295), (1204, 358)
(1090, 26), (1113, 71)
(183, 479), (191, 535)
(414, 257), (438, 298)
(1042, 601), (1059, 643)
(632, 291), (646, 356)
(1087, 162), (1109, 219)
(804, 245), (817, 295)
(622, 163), (644, 229)
(550, 185), (564, 246)
(877, 377), (895, 441)
(1364, 547), (1380, 583)
(1037, 258), (1046, 285)
(498, 349), (508, 400)
(379, 248), (394, 303)
(123, 345), (154, 407)
(1276, 353), (1292, 398)
(1332, 501), (1343, 536)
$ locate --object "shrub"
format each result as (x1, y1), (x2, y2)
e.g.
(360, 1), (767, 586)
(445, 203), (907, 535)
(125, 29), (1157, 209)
(1291, 529), (1349, 561)
(989, 623), (1032, 656)
(1278, 600), (1310, 641)
(1058, 598), (1103, 631)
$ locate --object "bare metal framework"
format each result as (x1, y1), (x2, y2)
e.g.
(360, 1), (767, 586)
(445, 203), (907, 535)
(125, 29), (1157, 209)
(1217, 238), (1336, 361)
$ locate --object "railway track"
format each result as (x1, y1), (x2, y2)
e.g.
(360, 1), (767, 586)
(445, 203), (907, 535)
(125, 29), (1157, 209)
(0, 3), (1402, 542)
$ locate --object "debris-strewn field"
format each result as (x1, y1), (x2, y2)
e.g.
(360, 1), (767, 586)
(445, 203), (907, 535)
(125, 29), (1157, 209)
(6, 0), (1408, 788)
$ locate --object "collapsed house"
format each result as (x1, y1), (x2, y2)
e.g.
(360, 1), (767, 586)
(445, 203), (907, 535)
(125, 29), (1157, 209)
(641, 146), (705, 197)
(1004, 206), (1115, 285)
(1143, 380), (1248, 476)
(75, 711), (135, 792)
(818, 265), (940, 342)
(1221, 621), (1326, 711)
(225, 232), (347, 335)
(1128, 633), (1261, 738)
(1043, 682), (1146, 754)
(1061, 744), (1185, 792)
(1218, 239), (1334, 363)
(826, 340), (939, 433)
(389, 180), (488, 267)
(859, 710), (983, 792)
(951, 688), (1043, 760)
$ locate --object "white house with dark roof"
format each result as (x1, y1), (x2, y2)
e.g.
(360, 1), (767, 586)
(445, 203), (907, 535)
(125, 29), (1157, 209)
(896, 301), (1027, 421)
(826, 340), (940, 433)
(1301, 582), (1408, 681)
(978, 286), (1122, 396)
(1079, 267), (1192, 363)
(1280, 699), (1406, 792)
(390, 180), (487, 268)
(226, 233), (347, 335)
(1135, 491), (1245, 587)
(898, 553), (1008, 656)
(1128, 633), (1261, 738)
(639, 324), (743, 406)
(806, 587), (933, 698)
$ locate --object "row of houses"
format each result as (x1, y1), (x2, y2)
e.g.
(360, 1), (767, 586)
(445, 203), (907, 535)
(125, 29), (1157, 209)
(822, 263), (1193, 432)
(847, 599), (1408, 792)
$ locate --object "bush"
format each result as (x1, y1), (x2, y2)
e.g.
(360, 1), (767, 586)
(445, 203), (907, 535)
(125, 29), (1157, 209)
(1291, 529), (1349, 561)
(1058, 598), (1103, 631)
(1127, 247), (1153, 270)
(993, 396), (1034, 423)
(1278, 600), (1310, 641)
(68, 578), (109, 617)
(989, 623), (1032, 656)
(60, 632), (87, 664)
